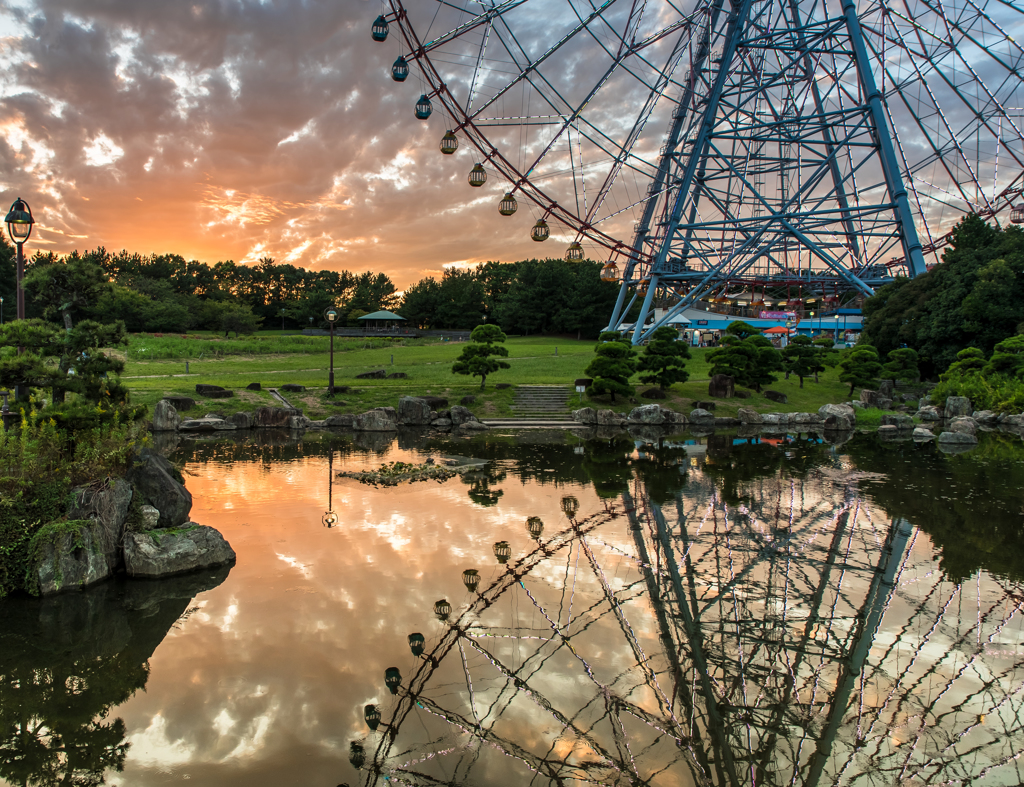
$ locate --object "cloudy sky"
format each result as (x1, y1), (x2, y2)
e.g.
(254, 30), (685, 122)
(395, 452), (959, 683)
(0, 0), (577, 288)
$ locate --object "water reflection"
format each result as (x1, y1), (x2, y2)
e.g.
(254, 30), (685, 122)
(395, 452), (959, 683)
(1, 429), (1022, 786)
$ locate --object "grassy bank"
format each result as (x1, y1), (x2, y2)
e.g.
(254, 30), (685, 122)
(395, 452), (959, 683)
(119, 333), (868, 420)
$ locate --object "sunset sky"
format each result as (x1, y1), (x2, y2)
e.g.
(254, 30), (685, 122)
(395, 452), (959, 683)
(0, 0), (570, 288)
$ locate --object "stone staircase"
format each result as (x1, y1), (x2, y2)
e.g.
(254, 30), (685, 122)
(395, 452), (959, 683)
(483, 385), (576, 427)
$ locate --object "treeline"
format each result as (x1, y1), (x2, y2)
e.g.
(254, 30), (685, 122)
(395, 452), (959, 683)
(0, 239), (619, 338)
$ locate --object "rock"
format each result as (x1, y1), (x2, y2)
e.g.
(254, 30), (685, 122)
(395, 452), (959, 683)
(29, 520), (112, 595)
(152, 400), (181, 432)
(849, 401), (865, 409)
(288, 415), (312, 429)
(913, 427), (936, 441)
(689, 408), (715, 426)
(204, 412), (226, 419)
(714, 416), (740, 427)
(195, 384), (226, 395)
(421, 396), (449, 409)
(937, 430), (978, 446)
(495, 383), (512, 390)
(353, 407), (399, 431)
(280, 384), (305, 392)
(819, 403), (856, 421)
(694, 401), (717, 411)
(708, 374), (735, 398)
(1001, 413), (1024, 427)
(432, 418), (453, 429)
(124, 525), (236, 579)
(915, 405), (942, 421)
(205, 390), (234, 399)
(597, 409), (626, 426)
(227, 411), (252, 429)
(398, 397), (433, 425)
(824, 414), (853, 430)
(179, 418), (237, 432)
(659, 408), (687, 425)
(308, 420), (328, 429)
(641, 387), (668, 399)
(355, 370), (387, 379)
(459, 420), (489, 431)
(387, 372), (408, 379)
(572, 407), (598, 425)
(627, 404), (666, 425)
(880, 413), (914, 430)
(736, 423), (762, 439)
(791, 413), (823, 424)
(126, 448), (192, 529)
(860, 389), (880, 407)
(737, 407), (763, 424)
(973, 410), (999, 427)
(877, 424), (899, 438)
(460, 395), (477, 405)
(949, 416), (977, 435)
(761, 413), (784, 425)
(164, 396), (196, 412)
(246, 382), (261, 391)
(876, 397), (893, 410)
(734, 390), (752, 399)
(253, 406), (300, 428)
(944, 396), (972, 419)
(67, 478), (134, 573)
(140, 505), (160, 529)
(325, 414), (356, 428)
(763, 390), (788, 404)
(450, 406), (476, 426)
(879, 379), (894, 398)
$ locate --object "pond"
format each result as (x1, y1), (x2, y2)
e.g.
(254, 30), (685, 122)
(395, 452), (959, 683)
(2, 426), (1023, 787)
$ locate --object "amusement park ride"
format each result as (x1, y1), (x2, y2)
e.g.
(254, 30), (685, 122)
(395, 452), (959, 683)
(371, 0), (1024, 342)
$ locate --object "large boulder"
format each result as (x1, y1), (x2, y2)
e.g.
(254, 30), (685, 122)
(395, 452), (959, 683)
(280, 384), (305, 392)
(459, 420), (489, 431)
(708, 374), (735, 398)
(824, 414), (853, 430)
(937, 430), (978, 446)
(791, 412), (823, 424)
(126, 448), (192, 529)
(689, 408), (715, 426)
(253, 406), (299, 428)
(949, 416), (978, 436)
(325, 414), (356, 428)
(819, 403), (856, 421)
(29, 520), (112, 595)
(1001, 413), (1024, 427)
(944, 396), (972, 419)
(179, 417), (237, 432)
(450, 405), (477, 426)
(880, 412), (914, 430)
(913, 427), (936, 441)
(915, 405), (942, 421)
(67, 478), (134, 572)
(353, 407), (399, 431)
(398, 397), (433, 425)
(288, 415), (313, 429)
(763, 390), (788, 404)
(627, 404), (666, 425)
(737, 407), (763, 424)
(761, 412), (787, 425)
(164, 396), (196, 412)
(124, 525), (236, 579)
(227, 411), (252, 429)
(876, 397), (893, 411)
(597, 409), (626, 426)
(641, 387), (667, 400)
(195, 384), (226, 395)
(152, 400), (181, 432)
(972, 410), (999, 427)
(659, 408), (687, 425)
(878, 379), (895, 398)
(573, 407), (598, 425)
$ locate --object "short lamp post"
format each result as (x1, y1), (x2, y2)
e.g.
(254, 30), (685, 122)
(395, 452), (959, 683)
(1, 296), (4, 324)
(325, 308), (338, 394)
(280, 307), (286, 332)
(5, 198), (34, 401)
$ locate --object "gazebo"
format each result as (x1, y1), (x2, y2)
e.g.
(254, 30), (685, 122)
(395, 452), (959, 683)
(358, 310), (408, 334)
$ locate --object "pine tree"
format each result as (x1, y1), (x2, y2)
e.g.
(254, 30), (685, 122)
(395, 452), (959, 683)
(838, 345), (882, 396)
(637, 327), (690, 390)
(585, 332), (637, 402)
(881, 347), (921, 386)
(782, 335), (822, 388)
(451, 324), (511, 389)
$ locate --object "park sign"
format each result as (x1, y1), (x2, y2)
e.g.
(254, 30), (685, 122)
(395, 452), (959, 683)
(760, 311), (797, 320)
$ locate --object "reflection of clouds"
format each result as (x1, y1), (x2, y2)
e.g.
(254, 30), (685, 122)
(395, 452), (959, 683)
(125, 714), (196, 767)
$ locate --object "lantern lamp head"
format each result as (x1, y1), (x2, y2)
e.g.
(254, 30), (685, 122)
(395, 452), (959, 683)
(364, 704), (381, 731)
(325, 308), (338, 323)
(4, 198), (34, 244)
(530, 219), (550, 242)
(408, 632), (425, 657)
(384, 667), (402, 695)
(468, 163), (487, 187)
(439, 131), (459, 155)
(493, 540), (511, 564)
(462, 568), (480, 592)
(371, 15), (389, 41)
(391, 56), (409, 82)
(433, 598), (452, 620)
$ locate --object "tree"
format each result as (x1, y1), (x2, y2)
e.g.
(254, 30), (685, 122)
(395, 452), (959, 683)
(22, 253), (111, 330)
(782, 335), (823, 388)
(401, 277), (442, 328)
(940, 347), (986, 381)
(723, 320), (761, 341)
(838, 344), (882, 396)
(202, 301), (263, 337)
(452, 324), (511, 389)
(983, 334), (1024, 379)
(881, 347), (921, 386)
(584, 331), (637, 401)
(636, 326), (690, 389)
(707, 334), (782, 392)
(743, 335), (784, 392)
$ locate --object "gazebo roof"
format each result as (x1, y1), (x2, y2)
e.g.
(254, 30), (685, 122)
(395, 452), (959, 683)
(358, 310), (406, 321)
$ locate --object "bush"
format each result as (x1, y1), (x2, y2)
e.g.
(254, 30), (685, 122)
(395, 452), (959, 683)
(930, 371), (1024, 413)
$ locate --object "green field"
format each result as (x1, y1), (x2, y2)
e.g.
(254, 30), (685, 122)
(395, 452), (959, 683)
(120, 332), (863, 420)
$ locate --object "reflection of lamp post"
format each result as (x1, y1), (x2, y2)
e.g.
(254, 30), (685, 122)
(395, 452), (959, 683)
(325, 308), (338, 394)
(322, 450), (338, 527)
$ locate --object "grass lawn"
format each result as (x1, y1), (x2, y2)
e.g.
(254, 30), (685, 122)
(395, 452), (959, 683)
(119, 333), (866, 420)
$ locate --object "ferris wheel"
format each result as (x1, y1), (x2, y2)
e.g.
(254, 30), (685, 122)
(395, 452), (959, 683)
(370, 0), (1024, 341)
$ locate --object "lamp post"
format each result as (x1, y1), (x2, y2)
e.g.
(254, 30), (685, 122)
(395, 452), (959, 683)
(5, 198), (34, 402)
(1, 296), (3, 324)
(280, 307), (286, 332)
(325, 308), (338, 394)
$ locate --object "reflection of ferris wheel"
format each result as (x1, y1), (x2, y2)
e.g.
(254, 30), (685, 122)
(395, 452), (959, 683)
(371, 0), (1024, 341)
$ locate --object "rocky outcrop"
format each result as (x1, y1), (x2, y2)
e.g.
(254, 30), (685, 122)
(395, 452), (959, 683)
(572, 408), (598, 425)
(450, 406), (477, 426)
(459, 420), (489, 431)
(246, 382), (262, 391)
(432, 418), (453, 430)
(824, 414), (853, 430)
(708, 374), (735, 398)
(124, 525), (236, 579)
(819, 403), (856, 421)
(126, 449), (192, 529)
(973, 410), (999, 427)
(737, 408), (763, 424)
(227, 411), (252, 429)
(944, 396), (972, 419)
(916, 405), (942, 421)
(791, 413), (824, 424)
(949, 416), (977, 436)
(325, 414), (356, 428)
(860, 389), (880, 407)
(689, 408), (715, 426)
(29, 520), (112, 595)
(627, 404), (665, 425)
(398, 397), (433, 425)
(288, 415), (313, 429)
(253, 406), (299, 428)
(67, 478), (133, 573)
(164, 396), (196, 412)
(597, 409), (626, 426)
(353, 407), (399, 431)
(179, 417), (237, 432)
(152, 400), (181, 432)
